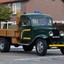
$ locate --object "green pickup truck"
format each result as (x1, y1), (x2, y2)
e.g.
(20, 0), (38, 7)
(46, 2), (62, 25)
(0, 13), (64, 56)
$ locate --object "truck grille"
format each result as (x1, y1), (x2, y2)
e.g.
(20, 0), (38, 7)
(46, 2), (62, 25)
(50, 29), (60, 44)
(52, 29), (59, 36)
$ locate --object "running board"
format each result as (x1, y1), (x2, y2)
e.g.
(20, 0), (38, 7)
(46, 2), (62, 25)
(49, 44), (64, 47)
(20, 43), (30, 46)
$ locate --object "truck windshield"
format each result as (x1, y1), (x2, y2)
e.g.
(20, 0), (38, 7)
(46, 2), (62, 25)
(31, 17), (52, 26)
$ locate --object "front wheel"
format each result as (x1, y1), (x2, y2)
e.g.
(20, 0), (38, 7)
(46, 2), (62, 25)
(60, 47), (64, 55)
(36, 39), (47, 56)
(0, 38), (10, 52)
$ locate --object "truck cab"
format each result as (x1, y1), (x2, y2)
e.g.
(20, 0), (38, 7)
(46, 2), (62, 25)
(20, 13), (53, 44)
(0, 13), (64, 56)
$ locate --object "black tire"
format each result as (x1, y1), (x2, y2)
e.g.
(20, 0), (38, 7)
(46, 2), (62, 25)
(60, 47), (64, 55)
(0, 38), (10, 52)
(36, 39), (47, 56)
(23, 45), (33, 52)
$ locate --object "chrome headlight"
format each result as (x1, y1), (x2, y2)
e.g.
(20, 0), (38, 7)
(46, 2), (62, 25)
(60, 31), (64, 36)
(49, 31), (53, 36)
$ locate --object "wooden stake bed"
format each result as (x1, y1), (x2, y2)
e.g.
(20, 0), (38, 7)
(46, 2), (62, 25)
(0, 12), (22, 44)
(0, 28), (21, 39)
(0, 29), (21, 44)
(0, 29), (17, 37)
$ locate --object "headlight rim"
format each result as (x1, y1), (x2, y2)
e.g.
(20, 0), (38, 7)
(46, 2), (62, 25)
(60, 31), (64, 36)
(49, 31), (53, 36)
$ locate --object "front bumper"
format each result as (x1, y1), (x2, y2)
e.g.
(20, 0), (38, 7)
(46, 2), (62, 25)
(49, 44), (64, 47)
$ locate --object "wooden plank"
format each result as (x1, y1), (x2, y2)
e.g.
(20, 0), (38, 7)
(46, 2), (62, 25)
(0, 29), (20, 38)
(7, 29), (17, 37)
(0, 29), (7, 36)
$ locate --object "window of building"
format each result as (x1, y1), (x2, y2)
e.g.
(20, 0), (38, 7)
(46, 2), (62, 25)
(12, 2), (21, 14)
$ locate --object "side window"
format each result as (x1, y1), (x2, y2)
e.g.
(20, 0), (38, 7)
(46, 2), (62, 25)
(26, 19), (30, 26)
(21, 16), (30, 26)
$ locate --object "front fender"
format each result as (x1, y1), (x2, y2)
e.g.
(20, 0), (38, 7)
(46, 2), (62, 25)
(31, 34), (48, 43)
(35, 34), (48, 39)
(29, 34), (48, 45)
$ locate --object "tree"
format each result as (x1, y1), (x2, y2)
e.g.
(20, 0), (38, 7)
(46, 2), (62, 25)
(0, 4), (12, 29)
(0, 4), (12, 22)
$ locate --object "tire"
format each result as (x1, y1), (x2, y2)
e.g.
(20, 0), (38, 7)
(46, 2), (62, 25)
(0, 38), (10, 52)
(23, 45), (33, 52)
(60, 47), (64, 55)
(36, 39), (47, 56)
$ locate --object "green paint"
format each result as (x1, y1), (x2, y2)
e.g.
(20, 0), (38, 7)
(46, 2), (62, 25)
(20, 13), (64, 45)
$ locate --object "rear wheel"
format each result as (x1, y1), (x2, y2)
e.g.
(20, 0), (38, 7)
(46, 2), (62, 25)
(0, 38), (10, 52)
(23, 45), (33, 52)
(60, 47), (64, 55)
(36, 39), (47, 56)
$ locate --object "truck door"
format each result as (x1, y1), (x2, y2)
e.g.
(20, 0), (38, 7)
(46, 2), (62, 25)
(20, 16), (31, 43)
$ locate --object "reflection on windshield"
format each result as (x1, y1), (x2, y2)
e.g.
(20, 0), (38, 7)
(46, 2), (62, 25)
(32, 18), (52, 26)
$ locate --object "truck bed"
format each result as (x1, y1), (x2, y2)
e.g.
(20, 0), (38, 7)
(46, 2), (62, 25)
(0, 29), (20, 38)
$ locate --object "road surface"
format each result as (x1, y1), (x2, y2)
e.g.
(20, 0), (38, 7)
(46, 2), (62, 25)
(0, 46), (64, 64)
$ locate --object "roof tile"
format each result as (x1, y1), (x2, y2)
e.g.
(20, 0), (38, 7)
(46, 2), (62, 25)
(0, 0), (15, 3)
(0, 0), (12, 2)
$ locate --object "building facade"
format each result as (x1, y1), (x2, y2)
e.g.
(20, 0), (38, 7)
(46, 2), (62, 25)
(26, 0), (64, 21)
(0, 0), (64, 21)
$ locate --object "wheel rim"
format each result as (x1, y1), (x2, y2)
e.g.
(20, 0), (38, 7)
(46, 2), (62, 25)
(37, 41), (44, 53)
(0, 40), (4, 50)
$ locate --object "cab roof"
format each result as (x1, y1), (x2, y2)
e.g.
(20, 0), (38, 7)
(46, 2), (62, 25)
(20, 13), (52, 19)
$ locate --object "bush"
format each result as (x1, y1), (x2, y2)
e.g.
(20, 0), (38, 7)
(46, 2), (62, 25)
(0, 4), (12, 22)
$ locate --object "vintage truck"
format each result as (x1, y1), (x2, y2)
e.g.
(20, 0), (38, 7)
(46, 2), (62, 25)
(0, 13), (64, 56)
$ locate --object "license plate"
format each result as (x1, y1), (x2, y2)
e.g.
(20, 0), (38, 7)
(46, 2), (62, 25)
(52, 36), (60, 38)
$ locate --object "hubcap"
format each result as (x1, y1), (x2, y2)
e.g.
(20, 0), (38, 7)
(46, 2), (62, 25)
(37, 41), (44, 53)
(0, 40), (4, 50)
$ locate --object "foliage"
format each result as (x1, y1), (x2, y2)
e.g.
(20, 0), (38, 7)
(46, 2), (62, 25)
(0, 4), (12, 21)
